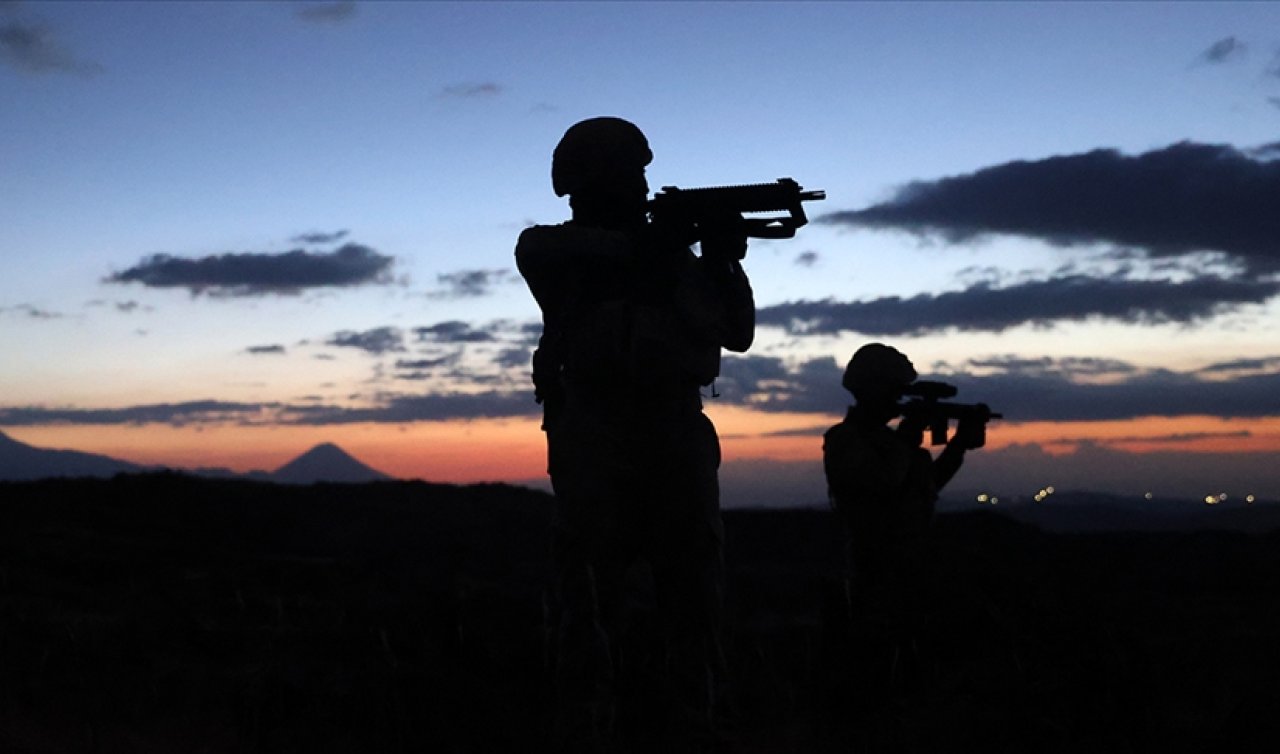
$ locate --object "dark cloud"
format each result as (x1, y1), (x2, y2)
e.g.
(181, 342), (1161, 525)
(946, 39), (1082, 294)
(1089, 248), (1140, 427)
(281, 392), (536, 424)
(715, 355), (845, 414)
(106, 242), (394, 296)
(245, 344), (286, 355)
(441, 82), (502, 98)
(494, 347), (532, 369)
(1197, 356), (1280, 375)
(1046, 430), (1252, 449)
(429, 269), (519, 299)
(395, 354), (462, 370)
(294, 1), (357, 23)
(1247, 141), (1280, 159)
(794, 251), (819, 267)
(0, 20), (101, 76)
(2, 303), (64, 320)
(1269, 97), (1280, 111)
(964, 355), (1137, 378)
(0, 400), (274, 427)
(823, 141), (1280, 273)
(413, 320), (497, 344)
(6, 350), (1277, 429)
(757, 274), (1280, 336)
(939, 361), (1280, 422)
(714, 352), (1280, 423)
(326, 326), (404, 355)
(1200, 36), (1246, 64)
(290, 229), (349, 244)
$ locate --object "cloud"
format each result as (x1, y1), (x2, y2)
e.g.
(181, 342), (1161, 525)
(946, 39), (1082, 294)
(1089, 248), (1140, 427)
(395, 354), (462, 370)
(0, 20), (101, 76)
(1246, 141), (1280, 159)
(756, 274), (1280, 336)
(713, 351), (1280, 423)
(1269, 51), (1280, 79)
(283, 392), (537, 423)
(822, 141), (1280, 273)
(441, 82), (502, 98)
(245, 344), (287, 355)
(6, 349), (1277, 429)
(0, 400), (276, 427)
(1269, 97), (1280, 111)
(494, 347), (532, 369)
(413, 320), (497, 344)
(428, 269), (519, 299)
(1197, 356), (1280, 375)
(938, 360), (1280, 422)
(326, 326), (404, 355)
(794, 251), (819, 267)
(1, 303), (65, 320)
(290, 229), (349, 244)
(965, 355), (1136, 378)
(106, 242), (394, 296)
(1200, 36), (1246, 64)
(294, 1), (357, 23)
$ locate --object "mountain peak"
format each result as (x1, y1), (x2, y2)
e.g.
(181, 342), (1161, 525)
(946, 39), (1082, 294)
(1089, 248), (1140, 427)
(271, 442), (391, 484)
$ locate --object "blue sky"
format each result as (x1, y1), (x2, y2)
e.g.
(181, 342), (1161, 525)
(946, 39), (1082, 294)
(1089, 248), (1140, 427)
(3, 1), (1279, 501)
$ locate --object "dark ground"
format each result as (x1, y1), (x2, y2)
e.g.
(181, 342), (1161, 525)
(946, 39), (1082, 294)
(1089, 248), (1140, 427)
(3, 473), (1279, 753)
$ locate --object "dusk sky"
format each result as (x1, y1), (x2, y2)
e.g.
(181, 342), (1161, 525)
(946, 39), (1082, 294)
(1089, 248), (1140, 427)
(3, 1), (1279, 505)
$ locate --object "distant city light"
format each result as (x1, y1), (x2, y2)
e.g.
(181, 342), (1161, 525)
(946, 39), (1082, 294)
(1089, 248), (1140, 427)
(1046, 486), (1055, 495)
(977, 493), (989, 503)
(1246, 495), (1256, 504)
(1204, 495), (1218, 505)
(1219, 493), (1228, 502)
(1144, 492), (1153, 500)
(990, 497), (999, 505)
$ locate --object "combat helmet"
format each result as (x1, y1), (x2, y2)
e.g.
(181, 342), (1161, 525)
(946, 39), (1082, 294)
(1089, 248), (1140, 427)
(842, 343), (917, 397)
(551, 117), (652, 197)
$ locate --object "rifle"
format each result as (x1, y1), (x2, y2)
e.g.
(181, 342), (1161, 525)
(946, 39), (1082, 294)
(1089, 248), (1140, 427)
(649, 178), (825, 247)
(900, 380), (1002, 446)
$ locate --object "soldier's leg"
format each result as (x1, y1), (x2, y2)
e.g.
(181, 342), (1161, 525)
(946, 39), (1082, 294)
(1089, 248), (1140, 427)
(646, 414), (725, 749)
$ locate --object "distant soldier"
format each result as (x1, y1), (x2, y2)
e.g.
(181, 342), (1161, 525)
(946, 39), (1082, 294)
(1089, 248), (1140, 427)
(516, 117), (754, 752)
(822, 343), (989, 740)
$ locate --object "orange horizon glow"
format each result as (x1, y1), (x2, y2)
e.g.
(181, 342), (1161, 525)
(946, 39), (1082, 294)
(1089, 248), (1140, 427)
(5, 411), (1278, 484)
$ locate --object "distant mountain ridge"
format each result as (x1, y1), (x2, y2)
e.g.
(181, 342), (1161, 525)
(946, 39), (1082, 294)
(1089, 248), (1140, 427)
(0, 431), (391, 484)
(0, 430), (146, 481)
(271, 442), (392, 484)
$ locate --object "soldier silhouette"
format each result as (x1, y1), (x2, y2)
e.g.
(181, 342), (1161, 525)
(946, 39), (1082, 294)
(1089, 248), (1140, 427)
(516, 117), (754, 752)
(822, 343), (990, 748)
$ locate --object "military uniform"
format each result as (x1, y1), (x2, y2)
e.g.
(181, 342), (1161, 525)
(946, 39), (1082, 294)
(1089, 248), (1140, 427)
(516, 217), (753, 749)
(823, 407), (937, 615)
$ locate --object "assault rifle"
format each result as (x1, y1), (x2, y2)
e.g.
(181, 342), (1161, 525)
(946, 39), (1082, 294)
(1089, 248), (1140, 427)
(900, 380), (1002, 446)
(649, 178), (825, 248)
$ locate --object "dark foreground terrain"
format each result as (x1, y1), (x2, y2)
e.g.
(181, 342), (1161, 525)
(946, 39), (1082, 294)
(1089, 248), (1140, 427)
(3, 474), (1279, 753)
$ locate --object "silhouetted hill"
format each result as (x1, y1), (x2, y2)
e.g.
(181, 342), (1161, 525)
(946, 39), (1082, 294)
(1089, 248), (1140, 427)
(0, 429), (145, 480)
(4, 473), (1280, 752)
(270, 442), (391, 484)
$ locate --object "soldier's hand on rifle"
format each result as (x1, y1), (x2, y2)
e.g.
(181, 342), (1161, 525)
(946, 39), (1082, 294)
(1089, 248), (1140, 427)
(896, 408), (929, 449)
(697, 210), (748, 262)
(952, 405), (990, 450)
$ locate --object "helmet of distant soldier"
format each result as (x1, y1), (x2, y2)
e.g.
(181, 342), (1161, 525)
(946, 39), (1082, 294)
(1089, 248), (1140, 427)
(841, 343), (917, 396)
(551, 117), (653, 197)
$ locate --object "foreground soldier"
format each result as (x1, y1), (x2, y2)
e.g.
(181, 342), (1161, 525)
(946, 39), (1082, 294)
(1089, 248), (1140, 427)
(516, 117), (754, 752)
(822, 343), (989, 747)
